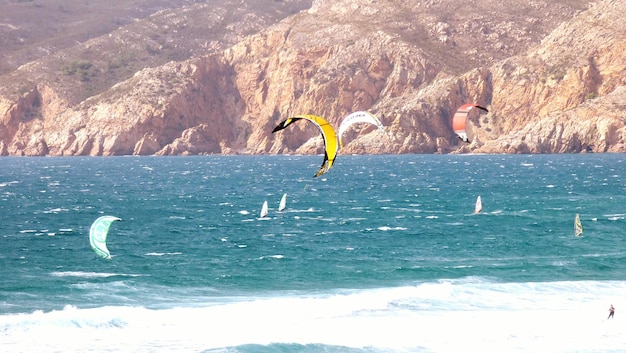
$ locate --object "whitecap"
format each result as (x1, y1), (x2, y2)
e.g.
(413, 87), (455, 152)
(42, 208), (69, 214)
(50, 271), (145, 278)
(50, 271), (119, 278)
(378, 226), (407, 231)
(145, 252), (183, 256)
(605, 213), (625, 221)
(553, 260), (575, 266)
(257, 255), (284, 260)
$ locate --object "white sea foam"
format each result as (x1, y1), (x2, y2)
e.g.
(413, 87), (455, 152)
(256, 255), (284, 260)
(1, 280), (625, 353)
(41, 207), (69, 214)
(50, 271), (145, 278)
(145, 252), (183, 256)
(377, 226), (407, 231)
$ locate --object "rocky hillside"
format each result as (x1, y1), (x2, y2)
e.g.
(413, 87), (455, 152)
(0, 0), (624, 156)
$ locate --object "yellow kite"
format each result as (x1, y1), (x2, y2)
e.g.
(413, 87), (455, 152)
(272, 115), (339, 177)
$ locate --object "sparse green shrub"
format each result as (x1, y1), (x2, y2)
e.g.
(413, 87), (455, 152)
(143, 42), (161, 55)
(106, 50), (137, 73)
(584, 92), (597, 101)
(63, 60), (97, 81)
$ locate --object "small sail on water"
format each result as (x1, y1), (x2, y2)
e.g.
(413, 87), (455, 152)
(474, 196), (482, 214)
(574, 213), (583, 237)
(260, 201), (269, 218)
(278, 193), (287, 212)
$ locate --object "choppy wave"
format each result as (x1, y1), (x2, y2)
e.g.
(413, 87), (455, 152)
(2, 154), (626, 353)
(377, 226), (407, 231)
(50, 271), (145, 278)
(145, 252), (183, 256)
(1, 279), (625, 353)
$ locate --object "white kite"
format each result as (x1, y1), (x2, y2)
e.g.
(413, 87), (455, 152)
(337, 111), (386, 148)
(89, 215), (121, 259)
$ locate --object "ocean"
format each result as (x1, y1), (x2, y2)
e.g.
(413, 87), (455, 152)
(0, 154), (625, 353)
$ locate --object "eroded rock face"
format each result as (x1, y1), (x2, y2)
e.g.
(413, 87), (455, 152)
(0, 0), (624, 156)
(470, 0), (626, 154)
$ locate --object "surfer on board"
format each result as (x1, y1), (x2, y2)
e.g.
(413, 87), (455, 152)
(608, 304), (615, 319)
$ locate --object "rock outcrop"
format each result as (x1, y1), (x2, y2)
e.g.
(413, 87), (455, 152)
(0, 0), (624, 156)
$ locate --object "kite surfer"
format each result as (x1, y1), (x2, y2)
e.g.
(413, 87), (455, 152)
(608, 304), (615, 319)
(452, 103), (489, 143)
(272, 115), (339, 177)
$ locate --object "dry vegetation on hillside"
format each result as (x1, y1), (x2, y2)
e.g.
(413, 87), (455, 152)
(0, 0), (311, 103)
(1, 0), (624, 156)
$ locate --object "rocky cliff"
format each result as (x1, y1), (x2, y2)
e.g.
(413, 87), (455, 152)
(0, 0), (624, 156)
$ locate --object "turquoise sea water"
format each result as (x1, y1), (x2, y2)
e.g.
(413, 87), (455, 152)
(1, 154), (625, 352)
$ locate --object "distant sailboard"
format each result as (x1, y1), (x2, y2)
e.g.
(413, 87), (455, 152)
(278, 193), (287, 212)
(474, 196), (482, 214)
(574, 213), (583, 237)
(89, 215), (121, 259)
(260, 201), (269, 218)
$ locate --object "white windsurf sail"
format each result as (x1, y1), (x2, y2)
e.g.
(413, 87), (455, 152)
(574, 213), (583, 237)
(278, 193), (287, 212)
(260, 201), (269, 218)
(474, 196), (482, 214)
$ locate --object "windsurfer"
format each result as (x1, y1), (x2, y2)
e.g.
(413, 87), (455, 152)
(608, 304), (615, 319)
